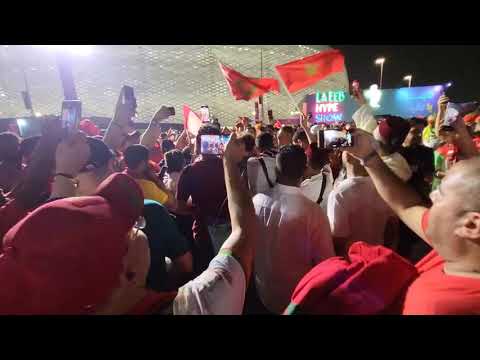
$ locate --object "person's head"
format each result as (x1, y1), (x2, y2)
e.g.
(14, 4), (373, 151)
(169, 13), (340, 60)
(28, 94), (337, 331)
(124, 144), (150, 174)
(427, 158), (480, 269)
(256, 132), (274, 153)
(235, 122), (245, 135)
(275, 145), (307, 187)
(278, 125), (294, 148)
(438, 125), (457, 144)
(76, 137), (116, 196)
(182, 147), (193, 164)
(195, 124), (221, 156)
(19, 136), (40, 166)
(0, 173), (147, 315)
(372, 115), (410, 154)
(161, 139), (175, 154)
(293, 129), (309, 151)
(426, 114), (435, 126)
(160, 132), (168, 140)
(403, 118), (426, 148)
(239, 133), (256, 157)
(245, 126), (256, 138)
(0, 132), (20, 164)
(164, 149), (186, 174)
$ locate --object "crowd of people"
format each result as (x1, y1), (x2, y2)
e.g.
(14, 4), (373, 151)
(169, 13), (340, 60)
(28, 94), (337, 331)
(1, 84), (480, 315)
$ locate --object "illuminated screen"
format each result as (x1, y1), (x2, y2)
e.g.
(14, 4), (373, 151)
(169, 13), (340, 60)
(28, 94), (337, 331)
(305, 85), (446, 123)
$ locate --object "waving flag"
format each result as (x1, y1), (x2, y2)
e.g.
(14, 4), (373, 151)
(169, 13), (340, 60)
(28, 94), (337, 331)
(275, 49), (345, 94)
(183, 105), (203, 136)
(219, 62), (279, 101)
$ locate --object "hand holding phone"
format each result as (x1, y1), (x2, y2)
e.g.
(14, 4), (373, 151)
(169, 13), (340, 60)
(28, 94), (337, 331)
(200, 135), (230, 155)
(61, 100), (82, 133)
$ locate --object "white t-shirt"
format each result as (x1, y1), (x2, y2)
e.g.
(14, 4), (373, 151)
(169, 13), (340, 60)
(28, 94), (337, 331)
(300, 164), (334, 211)
(247, 155), (277, 196)
(253, 184), (334, 314)
(327, 176), (396, 247)
(173, 253), (246, 315)
(163, 172), (181, 194)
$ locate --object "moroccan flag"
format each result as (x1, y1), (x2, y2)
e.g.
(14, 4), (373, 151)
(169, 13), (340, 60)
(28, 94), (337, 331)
(183, 105), (203, 136)
(219, 62), (279, 101)
(275, 49), (345, 93)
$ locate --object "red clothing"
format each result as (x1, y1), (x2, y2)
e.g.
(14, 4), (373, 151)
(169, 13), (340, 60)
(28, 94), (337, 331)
(177, 157), (228, 221)
(402, 211), (480, 315)
(472, 136), (480, 152)
(0, 199), (29, 247)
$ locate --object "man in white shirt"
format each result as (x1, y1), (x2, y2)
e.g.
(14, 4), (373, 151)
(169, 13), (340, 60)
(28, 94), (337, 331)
(253, 145), (334, 314)
(247, 132), (277, 196)
(327, 151), (396, 255)
(300, 143), (334, 211)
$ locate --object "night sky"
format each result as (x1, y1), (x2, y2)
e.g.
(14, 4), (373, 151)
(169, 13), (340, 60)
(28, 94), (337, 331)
(333, 45), (480, 102)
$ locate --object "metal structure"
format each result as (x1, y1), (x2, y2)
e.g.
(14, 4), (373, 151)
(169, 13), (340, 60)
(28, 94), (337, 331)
(0, 45), (349, 125)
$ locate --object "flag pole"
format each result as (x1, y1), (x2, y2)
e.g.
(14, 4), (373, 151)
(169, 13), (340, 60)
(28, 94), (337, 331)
(274, 68), (303, 116)
(260, 48), (265, 123)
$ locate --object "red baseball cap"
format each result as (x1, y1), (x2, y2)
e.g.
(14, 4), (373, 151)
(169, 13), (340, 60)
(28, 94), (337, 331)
(0, 173), (144, 315)
(377, 116), (411, 149)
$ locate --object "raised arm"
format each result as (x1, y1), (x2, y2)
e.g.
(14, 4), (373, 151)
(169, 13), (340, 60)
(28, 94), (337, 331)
(103, 93), (134, 151)
(348, 129), (430, 245)
(300, 114), (315, 144)
(140, 107), (172, 150)
(435, 94), (449, 137)
(220, 132), (258, 285)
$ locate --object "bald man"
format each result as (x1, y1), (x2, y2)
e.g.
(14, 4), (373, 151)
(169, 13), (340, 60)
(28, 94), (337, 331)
(348, 129), (480, 315)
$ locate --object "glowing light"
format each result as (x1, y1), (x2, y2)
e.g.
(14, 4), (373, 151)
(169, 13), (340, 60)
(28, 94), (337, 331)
(34, 45), (93, 56)
(35, 112), (42, 117)
(375, 57), (385, 65)
(403, 75), (412, 81)
(446, 82), (452, 88)
(17, 119), (27, 127)
(365, 84), (382, 108)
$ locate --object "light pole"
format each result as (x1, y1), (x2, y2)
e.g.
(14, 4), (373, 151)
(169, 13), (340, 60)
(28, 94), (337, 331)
(403, 75), (413, 88)
(375, 57), (385, 89)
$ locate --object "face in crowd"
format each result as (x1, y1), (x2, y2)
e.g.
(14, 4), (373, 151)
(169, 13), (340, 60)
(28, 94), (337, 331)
(427, 158), (480, 265)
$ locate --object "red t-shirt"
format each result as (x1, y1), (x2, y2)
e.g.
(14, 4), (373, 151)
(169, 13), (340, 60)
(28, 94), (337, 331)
(176, 156), (229, 222)
(402, 211), (480, 315)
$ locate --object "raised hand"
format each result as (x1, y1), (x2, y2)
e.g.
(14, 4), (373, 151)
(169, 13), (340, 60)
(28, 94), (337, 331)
(223, 132), (245, 165)
(55, 132), (91, 176)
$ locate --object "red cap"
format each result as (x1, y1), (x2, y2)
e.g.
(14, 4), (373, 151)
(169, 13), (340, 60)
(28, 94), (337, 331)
(79, 119), (101, 137)
(464, 113), (480, 124)
(377, 116), (410, 149)
(0, 173), (144, 315)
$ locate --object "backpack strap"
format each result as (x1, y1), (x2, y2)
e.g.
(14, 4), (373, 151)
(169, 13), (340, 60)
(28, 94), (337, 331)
(258, 157), (275, 188)
(316, 173), (327, 205)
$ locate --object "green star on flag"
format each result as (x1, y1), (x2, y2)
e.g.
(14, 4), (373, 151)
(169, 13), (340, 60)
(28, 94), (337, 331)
(305, 64), (318, 77)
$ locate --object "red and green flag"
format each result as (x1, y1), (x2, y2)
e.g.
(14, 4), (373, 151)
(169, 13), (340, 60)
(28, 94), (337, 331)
(219, 62), (279, 101)
(275, 49), (345, 94)
(183, 105), (203, 136)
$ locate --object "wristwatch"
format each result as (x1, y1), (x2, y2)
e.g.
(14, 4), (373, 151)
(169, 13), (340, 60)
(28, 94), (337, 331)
(359, 150), (378, 167)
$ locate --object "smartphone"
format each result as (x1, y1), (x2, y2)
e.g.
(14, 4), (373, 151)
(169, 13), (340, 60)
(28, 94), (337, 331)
(322, 129), (353, 149)
(121, 85), (137, 116)
(166, 106), (175, 117)
(61, 100), (82, 131)
(200, 106), (209, 123)
(200, 134), (229, 155)
(351, 80), (360, 96)
(444, 101), (479, 126)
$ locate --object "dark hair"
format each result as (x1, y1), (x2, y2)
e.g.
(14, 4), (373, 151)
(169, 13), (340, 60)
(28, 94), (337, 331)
(0, 132), (20, 162)
(165, 149), (185, 173)
(161, 139), (175, 153)
(408, 117), (427, 127)
(160, 133), (168, 140)
(308, 145), (330, 171)
(20, 136), (41, 159)
(280, 125), (295, 136)
(276, 145), (307, 182)
(85, 137), (114, 169)
(239, 134), (255, 153)
(256, 132), (274, 151)
(293, 129), (308, 144)
(182, 147), (192, 164)
(124, 144), (150, 170)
